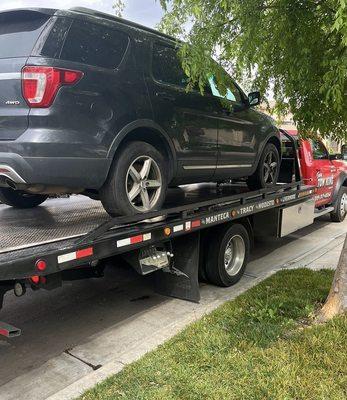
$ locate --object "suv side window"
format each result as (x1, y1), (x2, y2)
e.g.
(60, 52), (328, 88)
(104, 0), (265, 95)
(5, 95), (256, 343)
(60, 20), (129, 69)
(208, 75), (243, 103)
(38, 17), (72, 59)
(152, 43), (188, 87)
(311, 140), (329, 160)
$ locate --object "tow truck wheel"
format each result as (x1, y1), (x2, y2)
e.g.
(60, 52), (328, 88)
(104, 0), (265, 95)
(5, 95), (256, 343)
(205, 223), (250, 287)
(0, 188), (48, 208)
(330, 187), (347, 222)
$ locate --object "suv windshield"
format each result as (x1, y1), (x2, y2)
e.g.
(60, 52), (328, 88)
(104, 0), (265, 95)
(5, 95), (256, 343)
(0, 11), (50, 59)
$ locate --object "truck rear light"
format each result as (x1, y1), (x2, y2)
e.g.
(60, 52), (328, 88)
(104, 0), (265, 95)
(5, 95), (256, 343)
(22, 66), (83, 108)
(30, 275), (40, 284)
(35, 259), (47, 271)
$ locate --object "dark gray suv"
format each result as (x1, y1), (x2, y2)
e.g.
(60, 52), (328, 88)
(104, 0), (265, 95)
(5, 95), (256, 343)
(0, 7), (281, 215)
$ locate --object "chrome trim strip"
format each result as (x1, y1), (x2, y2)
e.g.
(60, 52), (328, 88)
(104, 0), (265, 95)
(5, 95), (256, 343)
(183, 165), (215, 170)
(0, 165), (26, 183)
(216, 164), (252, 169)
(0, 72), (21, 80)
(183, 164), (252, 170)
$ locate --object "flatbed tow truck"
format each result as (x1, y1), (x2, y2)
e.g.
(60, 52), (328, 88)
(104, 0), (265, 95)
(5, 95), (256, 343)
(0, 133), (345, 338)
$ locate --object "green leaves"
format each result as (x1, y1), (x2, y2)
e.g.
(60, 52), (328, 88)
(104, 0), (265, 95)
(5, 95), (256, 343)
(112, 0), (125, 17)
(159, 0), (347, 140)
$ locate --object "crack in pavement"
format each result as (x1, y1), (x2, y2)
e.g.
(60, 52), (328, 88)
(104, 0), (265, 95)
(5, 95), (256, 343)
(244, 272), (258, 278)
(64, 350), (102, 371)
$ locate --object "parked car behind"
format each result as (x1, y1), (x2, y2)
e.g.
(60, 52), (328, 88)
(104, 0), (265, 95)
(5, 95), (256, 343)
(0, 7), (281, 215)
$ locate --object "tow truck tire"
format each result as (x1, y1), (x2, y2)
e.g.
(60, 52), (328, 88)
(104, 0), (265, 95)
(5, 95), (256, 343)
(247, 143), (280, 190)
(330, 187), (347, 222)
(0, 188), (48, 208)
(100, 141), (168, 216)
(205, 223), (250, 287)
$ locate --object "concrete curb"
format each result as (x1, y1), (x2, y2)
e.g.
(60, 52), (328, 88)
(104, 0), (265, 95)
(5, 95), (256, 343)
(46, 268), (281, 400)
(47, 234), (346, 400)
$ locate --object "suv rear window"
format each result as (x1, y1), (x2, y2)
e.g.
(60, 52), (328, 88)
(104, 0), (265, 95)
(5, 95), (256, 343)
(59, 20), (129, 69)
(0, 11), (50, 59)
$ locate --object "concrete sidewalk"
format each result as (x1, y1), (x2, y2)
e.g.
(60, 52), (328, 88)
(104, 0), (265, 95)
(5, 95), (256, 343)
(0, 216), (346, 400)
(285, 233), (344, 271)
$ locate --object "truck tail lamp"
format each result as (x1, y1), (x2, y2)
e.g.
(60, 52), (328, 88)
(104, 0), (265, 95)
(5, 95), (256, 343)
(30, 275), (40, 285)
(22, 66), (83, 108)
(35, 259), (47, 271)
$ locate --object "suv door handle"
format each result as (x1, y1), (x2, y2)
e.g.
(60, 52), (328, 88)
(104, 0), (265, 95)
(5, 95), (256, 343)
(155, 92), (175, 101)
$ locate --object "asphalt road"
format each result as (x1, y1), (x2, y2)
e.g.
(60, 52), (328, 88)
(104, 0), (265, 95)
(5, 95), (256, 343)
(0, 207), (346, 399)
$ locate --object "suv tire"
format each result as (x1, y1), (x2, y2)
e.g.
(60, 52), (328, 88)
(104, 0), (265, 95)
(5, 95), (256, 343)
(100, 141), (168, 216)
(330, 187), (347, 222)
(0, 188), (48, 208)
(247, 143), (280, 190)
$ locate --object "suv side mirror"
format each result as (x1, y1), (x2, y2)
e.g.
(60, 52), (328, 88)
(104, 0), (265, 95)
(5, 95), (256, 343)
(248, 91), (261, 107)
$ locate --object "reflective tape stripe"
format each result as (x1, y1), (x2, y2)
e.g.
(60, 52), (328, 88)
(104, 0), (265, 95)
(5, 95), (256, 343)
(117, 238), (132, 247)
(58, 252), (76, 264)
(58, 247), (93, 264)
(143, 233), (151, 241)
(76, 247), (94, 259)
(191, 220), (201, 228)
(173, 224), (184, 232)
(117, 232), (152, 248)
(130, 235), (143, 244)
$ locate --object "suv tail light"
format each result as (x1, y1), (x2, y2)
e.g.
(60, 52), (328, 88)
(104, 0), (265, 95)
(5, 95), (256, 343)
(22, 66), (83, 108)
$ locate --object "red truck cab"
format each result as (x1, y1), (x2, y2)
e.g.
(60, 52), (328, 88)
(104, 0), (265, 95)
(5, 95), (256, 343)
(281, 129), (347, 222)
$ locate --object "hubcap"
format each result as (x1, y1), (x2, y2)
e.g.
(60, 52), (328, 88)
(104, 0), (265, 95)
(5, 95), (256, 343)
(224, 235), (246, 276)
(263, 151), (278, 184)
(340, 193), (347, 216)
(126, 156), (162, 212)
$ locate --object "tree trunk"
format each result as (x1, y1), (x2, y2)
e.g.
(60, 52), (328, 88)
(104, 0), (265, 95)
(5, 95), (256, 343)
(317, 234), (347, 323)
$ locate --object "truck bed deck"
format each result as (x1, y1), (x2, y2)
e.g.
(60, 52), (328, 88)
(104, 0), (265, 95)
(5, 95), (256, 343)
(0, 182), (314, 282)
(0, 196), (109, 254)
(0, 183), (249, 255)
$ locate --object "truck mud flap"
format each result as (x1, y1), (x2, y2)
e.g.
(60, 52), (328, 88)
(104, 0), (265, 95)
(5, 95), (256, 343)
(0, 284), (21, 338)
(154, 232), (200, 303)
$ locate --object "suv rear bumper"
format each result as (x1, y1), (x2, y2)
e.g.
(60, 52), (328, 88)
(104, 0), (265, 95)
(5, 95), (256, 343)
(0, 152), (110, 190)
(0, 164), (26, 184)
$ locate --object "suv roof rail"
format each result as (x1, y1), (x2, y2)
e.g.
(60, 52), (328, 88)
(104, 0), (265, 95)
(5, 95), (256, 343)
(0, 8), (57, 16)
(69, 7), (176, 42)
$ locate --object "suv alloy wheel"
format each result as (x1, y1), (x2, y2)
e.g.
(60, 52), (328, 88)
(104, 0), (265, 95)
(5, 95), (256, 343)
(100, 141), (168, 216)
(247, 143), (280, 190)
(125, 155), (163, 212)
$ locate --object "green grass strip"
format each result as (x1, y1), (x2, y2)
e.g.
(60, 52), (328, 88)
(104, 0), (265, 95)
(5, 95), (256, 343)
(80, 269), (347, 400)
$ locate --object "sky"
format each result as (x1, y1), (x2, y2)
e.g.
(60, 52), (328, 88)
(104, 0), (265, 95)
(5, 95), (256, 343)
(0, 0), (163, 28)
